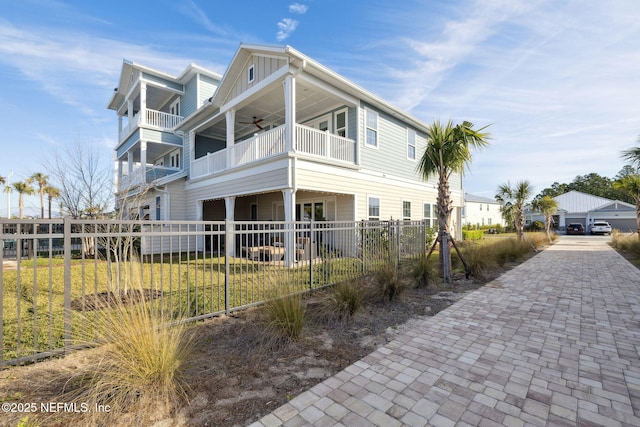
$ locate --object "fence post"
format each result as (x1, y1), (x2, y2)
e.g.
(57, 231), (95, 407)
(63, 216), (72, 352)
(442, 230), (450, 284)
(309, 219), (314, 289)
(224, 219), (231, 315)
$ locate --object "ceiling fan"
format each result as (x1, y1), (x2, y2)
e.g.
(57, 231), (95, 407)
(240, 116), (264, 130)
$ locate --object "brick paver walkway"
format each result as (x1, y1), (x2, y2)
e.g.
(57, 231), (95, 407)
(251, 237), (640, 426)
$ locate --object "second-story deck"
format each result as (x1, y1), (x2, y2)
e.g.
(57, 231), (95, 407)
(119, 109), (184, 144)
(191, 124), (356, 179)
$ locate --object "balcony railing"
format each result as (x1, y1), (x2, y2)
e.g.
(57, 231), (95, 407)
(191, 124), (356, 179)
(118, 166), (181, 192)
(120, 109), (184, 143)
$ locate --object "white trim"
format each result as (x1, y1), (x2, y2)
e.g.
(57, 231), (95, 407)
(367, 195), (381, 220)
(406, 128), (416, 161)
(402, 199), (412, 220)
(334, 108), (348, 138)
(304, 113), (332, 131)
(364, 108), (378, 149)
(248, 64), (255, 84)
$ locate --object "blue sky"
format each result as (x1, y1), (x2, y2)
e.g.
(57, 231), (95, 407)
(1, 0), (639, 216)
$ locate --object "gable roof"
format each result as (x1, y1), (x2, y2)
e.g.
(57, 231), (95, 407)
(107, 60), (222, 111)
(465, 193), (500, 204)
(553, 190), (633, 213)
(204, 44), (432, 134)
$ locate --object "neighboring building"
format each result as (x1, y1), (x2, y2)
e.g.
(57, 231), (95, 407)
(108, 44), (464, 255)
(526, 190), (636, 232)
(463, 193), (505, 228)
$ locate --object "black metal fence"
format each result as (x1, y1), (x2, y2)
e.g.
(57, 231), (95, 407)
(1, 218), (429, 366)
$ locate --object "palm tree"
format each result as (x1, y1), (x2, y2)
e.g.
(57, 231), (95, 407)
(613, 175), (640, 239)
(44, 186), (61, 219)
(531, 195), (558, 243)
(30, 172), (49, 219)
(12, 180), (35, 219)
(496, 180), (533, 241)
(621, 140), (640, 167)
(418, 119), (491, 280)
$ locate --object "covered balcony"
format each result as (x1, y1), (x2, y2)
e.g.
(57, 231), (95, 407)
(191, 124), (355, 179)
(190, 72), (358, 180)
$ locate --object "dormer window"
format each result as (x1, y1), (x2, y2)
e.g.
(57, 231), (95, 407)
(248, 65), (255, 84)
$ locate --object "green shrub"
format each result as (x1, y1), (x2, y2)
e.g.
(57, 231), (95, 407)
(463, 229), (485, 241)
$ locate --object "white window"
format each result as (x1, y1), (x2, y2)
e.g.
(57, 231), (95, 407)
(248, 64), (255, 84)
(170, 99), (180, 116)
(424, 203), (437, 228)
(368, 196), (380, 220)
(480, 204), (482, 211)
(155, 158), (164, 167)
(407, 129), (416, 160)
(335, 109), (347, 137)
(170, 150), (180, 168)
(403, 201), (411, 220)
(365, 109), (378, 148)
(155, 196), (161, 221)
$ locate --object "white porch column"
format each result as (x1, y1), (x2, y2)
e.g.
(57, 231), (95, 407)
(283, 75), (296, 152)
(127, 99), (134, 124)
(117, 160), (123, 190)
(118, 115), (123, 141)
(282, 189), (296, 267)
(140, 81), (147, 125)
(140, 141), (147, 185)
(225, 196), (236, 258)
(226, 109), (235, 169)
(127, 150), (134, 175)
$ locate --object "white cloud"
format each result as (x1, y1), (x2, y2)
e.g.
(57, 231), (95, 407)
(276, 18), (298, 42)
(289, 3), (308, 14)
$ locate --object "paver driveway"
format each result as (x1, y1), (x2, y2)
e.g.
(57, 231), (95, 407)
(252, 236), (640, 426)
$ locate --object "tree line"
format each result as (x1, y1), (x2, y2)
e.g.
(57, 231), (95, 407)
(0, 142), (113, 219)
(495, 143), (640, 241)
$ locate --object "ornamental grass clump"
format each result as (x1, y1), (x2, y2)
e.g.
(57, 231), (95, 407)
(264, 288), (306, 343)
(62, 260), (195, 425)
(328, 278), (365, 321)
(374, 259), (409, 302)
(459, 243), (496, 281)
(411, 255), (439, 288)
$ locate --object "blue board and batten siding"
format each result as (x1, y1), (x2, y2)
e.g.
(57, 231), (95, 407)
(199, 74), (220, 107)
(141, 71), (183, 92)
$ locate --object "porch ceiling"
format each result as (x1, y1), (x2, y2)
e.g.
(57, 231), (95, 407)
(124, 141), (180, 163)
(124, 85), (176, 115)
(197, 79), (348, 141)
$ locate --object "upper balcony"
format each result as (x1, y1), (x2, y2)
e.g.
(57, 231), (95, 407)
(191, 124), (356, 180)
(119, 109), (184, 144)
(118, 165), (182, 192)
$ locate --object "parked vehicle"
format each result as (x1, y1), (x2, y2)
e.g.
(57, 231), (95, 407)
(589, 221), (612, 235)
(566, 223), (585, 235)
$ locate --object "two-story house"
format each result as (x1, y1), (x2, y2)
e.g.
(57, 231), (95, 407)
(108, 44), (464, 258)
(463, 193), (505, 228)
